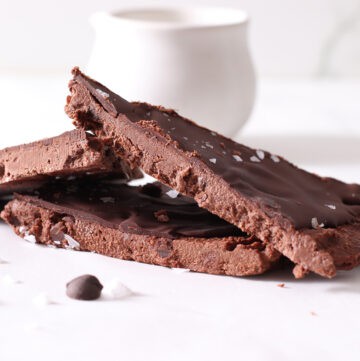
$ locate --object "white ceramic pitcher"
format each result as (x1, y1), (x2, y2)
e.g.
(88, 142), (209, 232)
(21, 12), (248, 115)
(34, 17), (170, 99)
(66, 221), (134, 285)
(87, 6), (256, 137)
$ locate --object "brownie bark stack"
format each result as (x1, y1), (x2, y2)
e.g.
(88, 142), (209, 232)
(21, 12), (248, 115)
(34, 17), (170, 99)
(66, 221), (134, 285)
(2, 67), (360, 278)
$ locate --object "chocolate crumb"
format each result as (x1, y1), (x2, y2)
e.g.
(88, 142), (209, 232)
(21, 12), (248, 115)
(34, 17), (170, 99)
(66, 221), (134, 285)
(277, 283), (285, 288)
(66, 274), (103, 300)
(154, 209), (170, 223)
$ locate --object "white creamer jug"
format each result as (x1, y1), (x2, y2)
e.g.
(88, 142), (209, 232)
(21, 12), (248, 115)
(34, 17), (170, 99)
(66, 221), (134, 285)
(88, 6), (256, 137)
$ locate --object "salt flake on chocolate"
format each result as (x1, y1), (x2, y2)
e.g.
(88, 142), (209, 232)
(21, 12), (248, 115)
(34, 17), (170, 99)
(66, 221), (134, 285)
(311, 217), (324, 229)
(271, 155), (280, 163)
(250, 156), (261, 163)
(256, 150), (265, 160)
(205, 142), (214, 149)
(166, 189), (179, 198)
(96, 89), (109, 99)
(100, 197), (115, 203)
(209, 158), (217, 164)
(325, 204), (336, 210)
(233, 155), (243, 162)
(211, 131), (217, 136)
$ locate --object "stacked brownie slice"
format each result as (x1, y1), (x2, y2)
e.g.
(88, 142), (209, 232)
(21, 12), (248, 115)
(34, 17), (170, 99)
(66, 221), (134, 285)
(2, 67), (360, 278)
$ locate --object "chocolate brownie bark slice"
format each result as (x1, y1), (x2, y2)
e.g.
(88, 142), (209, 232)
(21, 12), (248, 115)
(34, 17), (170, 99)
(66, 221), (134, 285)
(1, 181), (281, 276)
(0, 129), (141, 196)
(65, 68), (360, 278)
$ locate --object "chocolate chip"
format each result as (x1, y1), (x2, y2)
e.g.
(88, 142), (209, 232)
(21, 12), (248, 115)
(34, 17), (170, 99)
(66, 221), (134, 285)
(140, 183), (162, 198)
(66, 274), (103, 300)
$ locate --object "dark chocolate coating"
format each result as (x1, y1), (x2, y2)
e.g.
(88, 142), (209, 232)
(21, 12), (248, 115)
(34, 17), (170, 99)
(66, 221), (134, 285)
(66, 274), (103, 300)
(21, 180), (245, 239)
(74, 71), (360, 230)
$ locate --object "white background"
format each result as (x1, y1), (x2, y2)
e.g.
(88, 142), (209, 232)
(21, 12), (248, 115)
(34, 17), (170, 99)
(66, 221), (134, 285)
(1, 0), (360, 77)
(1, 1), (360, 361)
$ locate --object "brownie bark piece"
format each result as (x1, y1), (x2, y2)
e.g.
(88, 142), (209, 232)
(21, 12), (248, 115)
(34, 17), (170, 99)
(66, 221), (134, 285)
(1, 180), (281, 276)
(65, 67), (360, 278)
(0, 129), (141, 196)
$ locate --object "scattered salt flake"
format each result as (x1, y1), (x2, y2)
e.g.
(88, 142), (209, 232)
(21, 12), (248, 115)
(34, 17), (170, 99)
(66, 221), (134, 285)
(205, 142), (214, 149)
(102, 279), (132, 300)
(256, 150), (265, 160)
(23, 322), (41, 332)
(1, 274), (20, 285)
(210, 131), (217, 136)
(85, 130), (95, 135)
(311, 217), (324, 229)
(271, 154), (280, 163)
(24, 233), (36, 244)
(233, 154), (243, 162)
(146, 111), (151, 117)
(209, 158), (217, 164)
(250, 156), (261, 163)
(32, 292), (53, 307)
(67, 175), (76, 181)
(171, 267), (190, 274)
(64, 234), (80, 250)
(325, 204), (336, 210)
(183, 136), (188, 141)
(201, 145), (206, 149)
(166, 190), (179, 199)
(100, 197), (115, 203)
(171, 127), (176, 131)
(96, 88), (109, 99)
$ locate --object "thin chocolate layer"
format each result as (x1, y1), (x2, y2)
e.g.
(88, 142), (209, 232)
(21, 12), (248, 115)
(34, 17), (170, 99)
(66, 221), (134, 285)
(1, 181), (281, 277)
(65, 68), (360, 278)
(16, 180), (246, 239)
(0, 129), (141, 196)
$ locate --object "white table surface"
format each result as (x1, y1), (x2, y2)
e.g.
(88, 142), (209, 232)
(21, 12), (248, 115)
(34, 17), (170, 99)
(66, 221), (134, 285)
(0, 73), (360, 361)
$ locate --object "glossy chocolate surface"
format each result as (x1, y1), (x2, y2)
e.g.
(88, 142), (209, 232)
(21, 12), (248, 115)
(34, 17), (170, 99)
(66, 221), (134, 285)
(73, 69), (360, 229)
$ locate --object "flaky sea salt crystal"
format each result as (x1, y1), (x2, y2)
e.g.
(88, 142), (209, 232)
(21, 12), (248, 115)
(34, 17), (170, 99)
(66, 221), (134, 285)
(233, 154), (243, 162)
(250, 156), (261, 163)
(96, 88), (109, 99)
(64, 234), (80, 250)
(24, 234), (36, 243)
(0, 258), (8, 264)
(205, 142), (214, 149)
(183, 136), (188, 141)
(102, 279), (132, 300)
(146, 111), (151, 117)
(100, 197), (115, 203)
(171, 268), (190, 274)
(1, 274), (20, 285)
(209, 158), (217, 164)
(210, 131), (217, 136)
(311, 217), (324, 229)
(256, 150), (265, 160)
(271, 154), (280, 163)
(166, 190), (179, 199)
(325, 204), (336, 210)
(32, 292), (52, 307)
